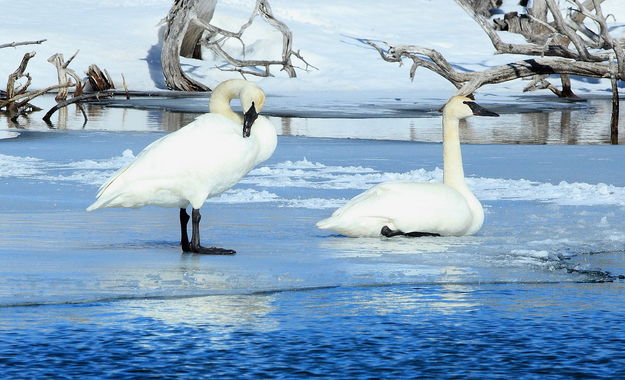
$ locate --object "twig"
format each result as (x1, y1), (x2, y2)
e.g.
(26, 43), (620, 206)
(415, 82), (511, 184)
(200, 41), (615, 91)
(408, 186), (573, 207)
(0, 39), (47, 49)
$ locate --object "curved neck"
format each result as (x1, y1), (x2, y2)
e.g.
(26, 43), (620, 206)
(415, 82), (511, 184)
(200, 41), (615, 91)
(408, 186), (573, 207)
(208, 81), (244, 124)
(442, 115), (466, 190)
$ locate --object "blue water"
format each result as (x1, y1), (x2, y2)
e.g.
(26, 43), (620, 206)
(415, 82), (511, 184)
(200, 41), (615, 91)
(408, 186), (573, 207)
(2, 283), (625, 378)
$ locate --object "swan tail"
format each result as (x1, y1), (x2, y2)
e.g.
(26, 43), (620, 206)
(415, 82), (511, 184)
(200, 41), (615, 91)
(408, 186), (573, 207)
(86, 199), (105, 212)
(86, 191), (124, 211)
(86, 197), (110, 212)
(316, 217), (337, 230)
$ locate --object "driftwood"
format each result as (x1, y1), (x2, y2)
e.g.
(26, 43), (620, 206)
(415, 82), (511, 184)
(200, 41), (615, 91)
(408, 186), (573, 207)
(42, 91), (114, 127)
(367, 42), (613, 95)
(161, 0), (312, 90)
(161, 0), (215, 91)
(40, 89), (206, 127)
(0, 47), (73, 119)
(47, 51), (84, 101)
(0, 39), (47, 49)
(6, 51), (36, 100)
(367, 0), (624, 95)
(198, 0), (315, 78)
(179, 0), (217, 59)
(367, 0), (623, 143)
(86, 64), (115, 91)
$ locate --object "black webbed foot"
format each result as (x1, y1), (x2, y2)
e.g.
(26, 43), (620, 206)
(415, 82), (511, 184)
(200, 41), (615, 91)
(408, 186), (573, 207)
(184, 208), (236, 254)
(405, 231), (441, 237)
(381, 226), (404, 237)
(381, 225), (440, 238)
(189, 244), (236, 255)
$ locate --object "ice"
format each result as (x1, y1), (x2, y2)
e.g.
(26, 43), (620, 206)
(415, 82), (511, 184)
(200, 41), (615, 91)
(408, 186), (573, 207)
(1, 130), (624, 307)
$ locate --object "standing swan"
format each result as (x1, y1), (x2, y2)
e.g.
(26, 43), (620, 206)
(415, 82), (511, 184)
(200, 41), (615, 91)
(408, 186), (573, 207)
(316, 96), (498, 238)
(87, 79), (277, 254)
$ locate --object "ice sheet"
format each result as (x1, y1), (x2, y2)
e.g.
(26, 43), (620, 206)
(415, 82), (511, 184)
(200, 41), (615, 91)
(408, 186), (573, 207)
(1, 131), (624, 306)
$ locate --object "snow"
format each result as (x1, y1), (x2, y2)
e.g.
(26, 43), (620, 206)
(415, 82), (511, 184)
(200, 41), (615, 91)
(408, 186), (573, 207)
(1, 0), (624, 97)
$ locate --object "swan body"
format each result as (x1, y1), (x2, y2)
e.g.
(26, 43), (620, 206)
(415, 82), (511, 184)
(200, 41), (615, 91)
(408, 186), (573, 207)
(316, 96), (498, 238)
(86, 113), (275, 210)
(87, 79), (277, 253)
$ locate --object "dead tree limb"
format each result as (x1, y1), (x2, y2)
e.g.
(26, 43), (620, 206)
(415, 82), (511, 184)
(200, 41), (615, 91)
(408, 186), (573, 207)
(42, 91), (113, 126)
(0, 84), (74, 110)
(161, 0), (215, 91)
(47, 52), (84, 101)
(368, 0), (623, 141)
(86, 64), (115, 91)
(367, 41), (614, 96)
(6, 51), (36, 99)
(369, 1), (624, 93)
(0, 39), (47, 49)
(1, 51), (69, 118)
(198, 0), (314, 78)
(161, 0), (312, 90)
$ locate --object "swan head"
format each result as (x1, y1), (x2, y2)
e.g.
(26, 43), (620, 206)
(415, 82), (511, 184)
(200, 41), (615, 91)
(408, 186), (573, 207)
(209, 80), (267, 137)
(240, 82), (266, 138)
(443, 96), (499, 120)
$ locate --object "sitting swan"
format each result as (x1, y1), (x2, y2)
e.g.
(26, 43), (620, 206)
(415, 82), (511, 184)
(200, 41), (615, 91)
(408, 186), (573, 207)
(316, 96), (499, 238)
(87, 79), (277, 254)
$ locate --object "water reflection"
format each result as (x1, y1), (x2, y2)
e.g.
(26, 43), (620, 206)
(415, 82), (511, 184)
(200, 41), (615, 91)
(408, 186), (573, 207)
(272, 100), (624, 144)
(1, 96), (623, 144)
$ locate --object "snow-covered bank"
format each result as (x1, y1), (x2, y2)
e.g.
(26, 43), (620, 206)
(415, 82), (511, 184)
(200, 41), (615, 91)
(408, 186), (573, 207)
(1, 0), (624, 98)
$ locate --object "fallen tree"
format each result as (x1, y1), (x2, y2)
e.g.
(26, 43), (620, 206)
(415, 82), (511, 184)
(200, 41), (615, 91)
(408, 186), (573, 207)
(366, 0), (624, 143)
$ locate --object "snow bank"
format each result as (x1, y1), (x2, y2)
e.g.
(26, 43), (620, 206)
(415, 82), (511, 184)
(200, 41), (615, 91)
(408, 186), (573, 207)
(1, 0), (624, 97)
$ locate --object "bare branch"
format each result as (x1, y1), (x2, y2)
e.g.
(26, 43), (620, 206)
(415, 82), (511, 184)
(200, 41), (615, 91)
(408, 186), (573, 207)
(42, 91), (113, 125)
(454, 0), (608, 61)
(47, 53), (84, 101)
(0, 83), (74, 110)
(197, 0), (313, 78)
(6, 51), (36, 99)
(366, 40), (613, 96)
(0, 39), (47, 49)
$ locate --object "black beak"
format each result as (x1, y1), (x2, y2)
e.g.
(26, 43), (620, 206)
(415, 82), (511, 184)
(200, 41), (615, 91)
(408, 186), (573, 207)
(243, 102), (259, 138)
(464, 101), (499, 117)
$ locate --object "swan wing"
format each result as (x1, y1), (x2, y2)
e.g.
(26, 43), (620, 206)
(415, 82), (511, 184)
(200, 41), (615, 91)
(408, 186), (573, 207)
(89, 114), (256, 210)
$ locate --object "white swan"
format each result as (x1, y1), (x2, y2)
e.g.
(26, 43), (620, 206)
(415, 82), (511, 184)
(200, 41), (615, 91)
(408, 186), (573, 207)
(316, 96), (499, 238)
(87, 79), (277, 254)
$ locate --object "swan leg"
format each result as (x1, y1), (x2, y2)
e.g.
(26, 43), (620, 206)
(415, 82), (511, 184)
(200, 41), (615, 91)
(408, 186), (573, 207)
(189, 208), (236, 255)
(381, 226), (440, 238)
(180, 208), (191, 252)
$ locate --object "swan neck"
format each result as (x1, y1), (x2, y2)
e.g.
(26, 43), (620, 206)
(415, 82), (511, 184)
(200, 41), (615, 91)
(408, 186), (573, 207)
(209, 82), (244, 124)
(442, 115), (465, 189)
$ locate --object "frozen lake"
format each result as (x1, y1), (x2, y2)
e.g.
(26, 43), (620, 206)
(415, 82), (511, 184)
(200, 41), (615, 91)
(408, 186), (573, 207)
(1, 97), (625, 377)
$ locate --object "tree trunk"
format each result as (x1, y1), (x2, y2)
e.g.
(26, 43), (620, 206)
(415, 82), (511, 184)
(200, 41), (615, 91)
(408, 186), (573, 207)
(559, 74), (577, 98)
(161, 0), (215, 91)
(611, 77), (619, 145)
(179, 0), (216, 59)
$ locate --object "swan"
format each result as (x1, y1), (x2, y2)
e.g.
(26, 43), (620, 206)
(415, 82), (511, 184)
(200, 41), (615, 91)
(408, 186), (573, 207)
(87, 79), (277, 254)
(316, 96), (499, 238)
